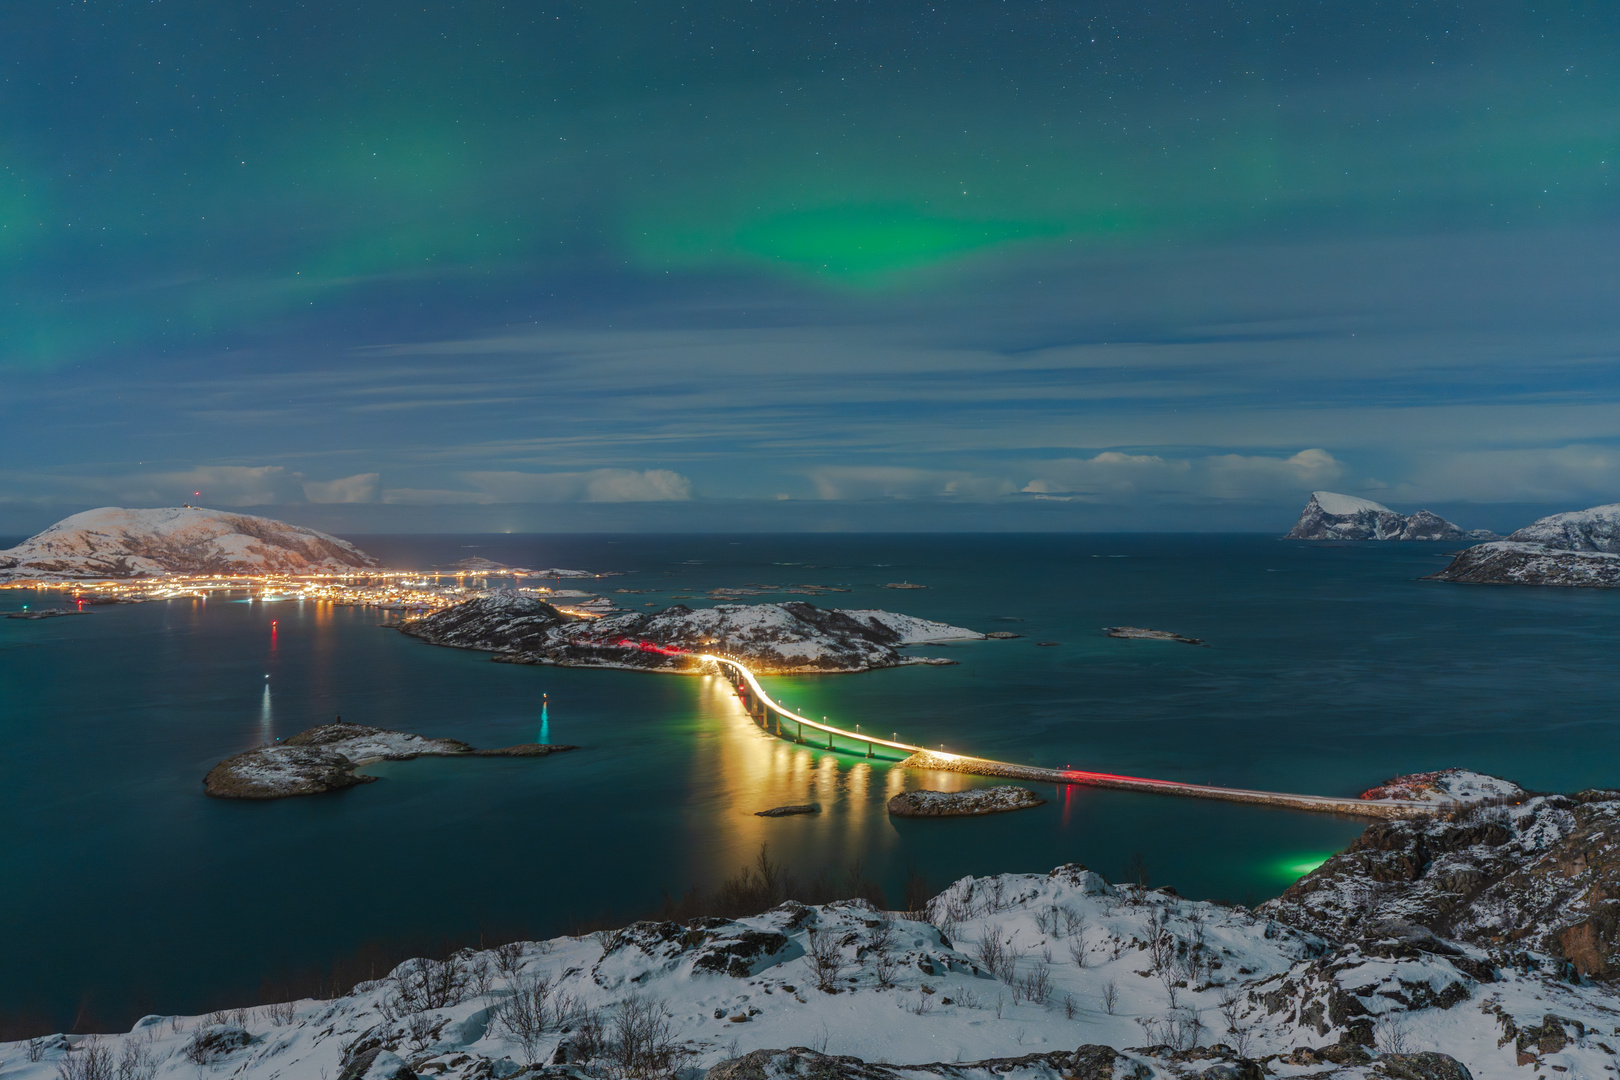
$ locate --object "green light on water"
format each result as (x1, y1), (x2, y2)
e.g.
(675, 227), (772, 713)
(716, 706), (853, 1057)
(1275, 854), (1333, 880)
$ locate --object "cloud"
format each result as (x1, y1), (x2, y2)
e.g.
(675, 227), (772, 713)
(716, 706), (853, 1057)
(143, 466), (302, 506)
(807, 466), (1018, 500)
(1020, 449), (1342, 501)
(1401, 446), (1620, 504)
(384, 469), (695, 504)
(302, 473), (381, 503)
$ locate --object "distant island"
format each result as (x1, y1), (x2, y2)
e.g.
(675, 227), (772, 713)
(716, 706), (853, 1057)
(401, 592), (984, 674)
(204, 722), (574, 799)
(1284, 491), (1494, 541)
(1429, 502), (1620, 587)
(0, 506), (380, 579)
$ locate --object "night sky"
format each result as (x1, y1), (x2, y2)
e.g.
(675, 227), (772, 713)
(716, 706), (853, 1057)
(3, 1), (1617, 532)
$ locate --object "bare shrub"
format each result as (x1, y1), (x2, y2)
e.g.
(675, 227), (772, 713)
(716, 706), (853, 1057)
(116, 1041), (158, 1080)
(230, 1008), (249, 1027)
(1033, 907), (1057, 936)
(1060, 906), (1086, 936)
(1063, 993), (1077, 1020)
(1375, 1014), (1412, 1055)
(466, 955), (494, 998)
(572, 1006), (608, 1063)
(1101, 979), (1119, 1015)
(1011, 960), (1052, 1006)
(866, 914), (897, 954)
(907, 992), (933, 1015)
(607, 995), (689, 1080)
(266, 1000), (296, 1026)
(27, 1037), (48, 1063)
(493, 975), (556, 1063)
(393, 953), (468, 1012)
(953, 988), (982, 1009)
(871, 950), (900, 989)
(405, 1013), (438, 1055)
(1067, 934), (1089, 968)
(973, 925), (1019, 983)
(56, 1042), (114, 1080)
(492, 941), (526, 978)
(204, 1011), (228, 1027)
(805, 927), (849, 992)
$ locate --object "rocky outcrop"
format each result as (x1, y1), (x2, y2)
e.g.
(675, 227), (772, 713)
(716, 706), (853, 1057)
(1429, 504), (1620, 587)
(887, 786), (1045, 817)
(0, 506), (380, 579)
(1285, 492), (1482, 542)
(1103, 626), (1205, 645)
(1265, 790), (1620, 977)
(203, 722), (575, 799)
(755, 804), (821, 817)
(401, 592), (982, 674)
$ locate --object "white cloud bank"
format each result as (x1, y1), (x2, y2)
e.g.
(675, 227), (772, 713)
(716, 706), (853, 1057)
(385, 469), (694, 505)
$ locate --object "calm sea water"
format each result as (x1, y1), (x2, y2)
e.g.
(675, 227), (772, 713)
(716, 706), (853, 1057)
(3, 533), (1616, 1028)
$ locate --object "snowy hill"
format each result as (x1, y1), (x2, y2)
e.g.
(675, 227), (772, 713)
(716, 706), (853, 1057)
(0, 507), (380, 579)
(401, 593), (983, 673)
(10, 787), (1620, 1080)
(1284, 492), (1481, 542)
(1504, 502), (1620, 551)
(1429, 502), (1620, 588)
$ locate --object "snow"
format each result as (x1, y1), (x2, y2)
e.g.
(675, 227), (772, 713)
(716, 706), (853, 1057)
(5, 860), (1617, 1080)
(1310, 491), (1394, 516)
(0, 506), (379, 578)
(1507, 502), (1620, 552)
(835, 610), (984, 644)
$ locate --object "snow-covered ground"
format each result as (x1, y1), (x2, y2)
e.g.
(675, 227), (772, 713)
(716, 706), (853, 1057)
(0, 506), (380, 578)
(1358, 769), (1526, 805)
(404, 594), (984, 674)
(9, 844), (1616, 1080)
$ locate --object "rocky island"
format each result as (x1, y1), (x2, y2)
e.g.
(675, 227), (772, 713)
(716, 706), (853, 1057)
(887, 785), (1045, 817)
(1102, 626), (1205, 645)
(26, 770), (1620, 1080)
(203, 722), (574, 799)
(0, 506), (381, 580)
(1429, 502), (1620, 587)
(1284, 491), (1491, 542)
(401, 592), (983, 674)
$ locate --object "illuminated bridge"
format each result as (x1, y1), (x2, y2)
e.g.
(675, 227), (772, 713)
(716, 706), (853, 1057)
(702, 654), (1436, 820)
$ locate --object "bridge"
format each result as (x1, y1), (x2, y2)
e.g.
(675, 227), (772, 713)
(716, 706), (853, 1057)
(701, 654), (1437, 820)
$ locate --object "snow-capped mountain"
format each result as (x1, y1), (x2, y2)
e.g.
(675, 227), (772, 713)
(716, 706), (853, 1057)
(401, 593), (983, 673)
(1504, 502), (1620, 551)
(1284, 492), (1482, 541)
(1430, 502), (1620, 587)
(9, 782), (1618, 1080)
(0, 506), (380, 579)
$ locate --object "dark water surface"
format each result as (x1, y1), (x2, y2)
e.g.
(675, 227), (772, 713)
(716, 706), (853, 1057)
(3, 534), (1614, 1027)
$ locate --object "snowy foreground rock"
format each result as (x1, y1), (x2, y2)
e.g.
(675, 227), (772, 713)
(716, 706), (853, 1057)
(15, 788), (1620, 1080)
(401, 592), (984, 674)
(203, 723), (574, 799)
(1284, 493), (1488, 543)
(0, 506), (380, 579)
(1430, 503), (1620, 588)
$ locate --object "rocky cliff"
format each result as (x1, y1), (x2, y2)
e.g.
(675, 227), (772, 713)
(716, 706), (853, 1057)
(0, 506), (380, 578)
(1284, 492), (1483, 542)
(401, 592), (983, 673)
(1429, 503), (1620, 587)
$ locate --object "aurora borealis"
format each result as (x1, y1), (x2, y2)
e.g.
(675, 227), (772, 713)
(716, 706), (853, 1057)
(3, 1), (1618, 531)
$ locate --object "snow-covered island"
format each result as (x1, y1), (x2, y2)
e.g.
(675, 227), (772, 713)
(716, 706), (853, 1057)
(401, 592), (984, 674)
(1284, 492), (1491, 542)
(887, 786), (1046, 817)
(0, 506), (381, 579)
(14, 775), (1620, 1080)
(1429, 503), (1620, 588)
(203, 722), (575, 799)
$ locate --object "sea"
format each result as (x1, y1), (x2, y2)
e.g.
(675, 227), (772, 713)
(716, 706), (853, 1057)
(3, 532), (1617, 1030)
